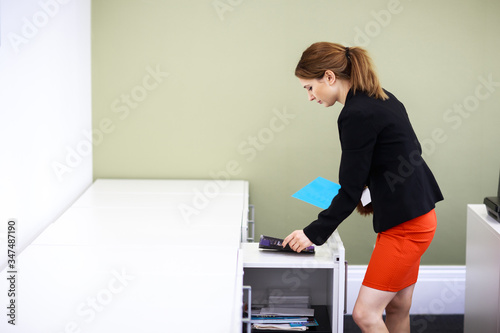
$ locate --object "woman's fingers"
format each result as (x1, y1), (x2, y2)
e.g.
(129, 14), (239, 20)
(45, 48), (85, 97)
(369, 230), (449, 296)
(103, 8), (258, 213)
(283, 230), (313, 253)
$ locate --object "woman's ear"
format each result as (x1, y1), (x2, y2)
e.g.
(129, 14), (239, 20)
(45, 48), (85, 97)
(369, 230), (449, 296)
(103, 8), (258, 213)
(324, 70), (336, 85)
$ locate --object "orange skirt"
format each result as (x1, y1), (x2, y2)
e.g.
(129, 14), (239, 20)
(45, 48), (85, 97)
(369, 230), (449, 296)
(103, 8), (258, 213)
(362, 209), (437, 292)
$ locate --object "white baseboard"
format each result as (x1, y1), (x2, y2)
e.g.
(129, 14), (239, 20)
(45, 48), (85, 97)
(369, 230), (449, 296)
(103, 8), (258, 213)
(346, 265), (466, 315)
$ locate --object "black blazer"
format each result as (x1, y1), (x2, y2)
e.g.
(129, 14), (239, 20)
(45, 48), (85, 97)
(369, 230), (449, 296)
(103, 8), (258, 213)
(303, 89), (443, 245)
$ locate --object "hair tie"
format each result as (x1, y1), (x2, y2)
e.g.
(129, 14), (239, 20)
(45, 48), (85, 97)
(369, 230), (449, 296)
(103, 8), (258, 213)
(345, 47), (351, 60)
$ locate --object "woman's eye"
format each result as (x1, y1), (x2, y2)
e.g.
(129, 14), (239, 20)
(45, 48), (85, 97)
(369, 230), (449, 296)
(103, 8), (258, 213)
(308, 87), (312, 91)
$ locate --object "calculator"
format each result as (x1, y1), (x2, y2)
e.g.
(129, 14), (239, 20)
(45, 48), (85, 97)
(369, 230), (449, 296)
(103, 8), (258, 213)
(258, 235), (315, 254)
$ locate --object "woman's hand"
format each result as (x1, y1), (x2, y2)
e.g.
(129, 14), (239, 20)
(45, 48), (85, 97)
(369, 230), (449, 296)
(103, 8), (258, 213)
(283, 230), (313, 253)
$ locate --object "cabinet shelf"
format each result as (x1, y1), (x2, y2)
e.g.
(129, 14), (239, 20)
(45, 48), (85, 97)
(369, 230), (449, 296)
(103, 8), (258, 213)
(244, 305), (332, 333)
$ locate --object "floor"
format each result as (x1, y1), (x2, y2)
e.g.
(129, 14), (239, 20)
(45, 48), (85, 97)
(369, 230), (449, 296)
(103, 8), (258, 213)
(343, 315), (464, 332)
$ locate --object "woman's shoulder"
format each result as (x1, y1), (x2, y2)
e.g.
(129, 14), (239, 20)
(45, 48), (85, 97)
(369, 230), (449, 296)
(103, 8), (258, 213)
(338, 100), (376, 129)
(348, 88), (399, 103)
(345, 89), (404, 113)
(339, 89), (406, 130)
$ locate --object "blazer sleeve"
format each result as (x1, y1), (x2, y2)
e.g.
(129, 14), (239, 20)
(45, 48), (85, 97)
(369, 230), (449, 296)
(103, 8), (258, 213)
(303, 107), (377, 245)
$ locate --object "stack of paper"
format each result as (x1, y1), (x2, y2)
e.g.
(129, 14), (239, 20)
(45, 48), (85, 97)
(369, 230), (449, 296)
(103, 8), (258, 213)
(252, 323), (308, 331)
(251, 312), (317, 331)
(250, 290), (318, 331)
(268, 289), (311, 309)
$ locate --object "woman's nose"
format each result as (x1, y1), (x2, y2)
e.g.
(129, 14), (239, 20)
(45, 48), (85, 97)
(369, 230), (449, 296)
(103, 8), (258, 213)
(307, 91), (315, 101)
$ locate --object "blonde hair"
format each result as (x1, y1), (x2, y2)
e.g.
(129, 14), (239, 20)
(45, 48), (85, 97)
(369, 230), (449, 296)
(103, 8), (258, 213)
(295, 42), (388, 100)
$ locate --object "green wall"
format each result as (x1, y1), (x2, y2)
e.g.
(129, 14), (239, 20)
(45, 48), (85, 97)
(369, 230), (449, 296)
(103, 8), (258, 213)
(92, 0), (500, 265)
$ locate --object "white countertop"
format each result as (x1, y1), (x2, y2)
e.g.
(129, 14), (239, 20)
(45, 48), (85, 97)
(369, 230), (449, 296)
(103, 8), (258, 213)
(468, 204), (500, 238)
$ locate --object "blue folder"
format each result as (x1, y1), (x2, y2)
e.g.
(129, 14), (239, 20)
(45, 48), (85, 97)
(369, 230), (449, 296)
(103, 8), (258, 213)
(292, 177), (340, 209)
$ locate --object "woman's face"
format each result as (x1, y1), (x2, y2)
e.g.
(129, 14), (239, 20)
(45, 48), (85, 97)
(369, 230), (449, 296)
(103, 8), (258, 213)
(298, 71), (338, 107)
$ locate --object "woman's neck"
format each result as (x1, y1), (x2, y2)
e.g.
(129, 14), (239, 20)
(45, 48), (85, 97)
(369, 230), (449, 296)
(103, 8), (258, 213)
(337, 80), (352, 105)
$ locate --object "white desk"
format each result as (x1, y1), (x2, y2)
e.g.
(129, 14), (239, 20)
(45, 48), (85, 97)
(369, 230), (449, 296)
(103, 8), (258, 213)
(464, 204), (500, 333)
(0, 179), (249, 333)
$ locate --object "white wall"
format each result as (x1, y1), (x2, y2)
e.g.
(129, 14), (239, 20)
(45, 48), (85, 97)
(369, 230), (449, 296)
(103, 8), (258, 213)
(0, 0), (92, 270)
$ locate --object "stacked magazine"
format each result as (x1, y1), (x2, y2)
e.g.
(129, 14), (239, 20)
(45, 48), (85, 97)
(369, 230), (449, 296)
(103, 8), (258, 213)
(250, 289), (318, 331)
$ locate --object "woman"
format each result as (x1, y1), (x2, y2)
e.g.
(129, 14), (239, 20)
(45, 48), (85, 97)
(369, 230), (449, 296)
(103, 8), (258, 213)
(283, 42), (443, 333)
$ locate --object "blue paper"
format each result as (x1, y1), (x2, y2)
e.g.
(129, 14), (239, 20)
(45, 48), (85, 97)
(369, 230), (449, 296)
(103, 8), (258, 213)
(292, 177), (340, 209)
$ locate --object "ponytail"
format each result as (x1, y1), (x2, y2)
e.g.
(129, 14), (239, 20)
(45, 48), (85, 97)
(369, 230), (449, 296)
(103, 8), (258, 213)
(295, 42), (388, 100)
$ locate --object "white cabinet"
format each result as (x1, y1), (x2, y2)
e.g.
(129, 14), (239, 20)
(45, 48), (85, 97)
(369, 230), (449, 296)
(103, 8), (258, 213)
(0, 179), (345, 332)
(0, 179), (249, 333)
(241, 231), (346, 332)
(464, 204), (500, 333)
